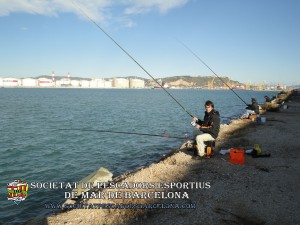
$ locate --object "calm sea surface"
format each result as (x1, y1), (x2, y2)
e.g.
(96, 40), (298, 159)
(0, 88), (278, 224)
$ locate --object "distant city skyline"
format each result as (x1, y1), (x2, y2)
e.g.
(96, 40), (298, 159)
(1, 75), (287, 90)
(0, 0), (299, 85)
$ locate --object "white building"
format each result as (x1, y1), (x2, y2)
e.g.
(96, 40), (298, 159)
(80, 80), (90, 88)
(96, 79), (105, 88)
(90, 79), (98, 88)
(113, 78), (129, 88)
(90, 79), (108, 88)
(0, 78), (3, 87)
(129, 78), (145, 88)
(56, 78), (71, 87)
(104, 80), (112, 88)
(22, 78), (38, 87)
(71, 80), (80, 87)
(38, 78), (53, 87)
(2, 78), (20, 87)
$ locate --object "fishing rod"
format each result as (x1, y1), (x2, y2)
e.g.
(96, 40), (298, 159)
(56, 128), (188, 140)
(177, 40), (249, 106)
(72, 1), (194, 118)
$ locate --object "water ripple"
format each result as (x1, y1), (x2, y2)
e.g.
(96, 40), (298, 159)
(0, 88), (277, 224)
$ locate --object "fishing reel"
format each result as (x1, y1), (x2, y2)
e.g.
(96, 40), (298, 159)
(191, 121), (197, 127)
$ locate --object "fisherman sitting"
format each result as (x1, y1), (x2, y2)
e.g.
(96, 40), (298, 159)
(192, 100), (220, 158)
(245, 98), (259, 118)
(264, 95), (271, 103)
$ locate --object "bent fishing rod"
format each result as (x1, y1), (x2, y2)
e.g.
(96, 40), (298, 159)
(56, 128), (187, 140)
(72, 1), (194, 118)
(177, 40), (249, 106)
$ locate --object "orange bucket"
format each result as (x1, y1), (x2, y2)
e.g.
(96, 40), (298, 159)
(249, 114), (257, 121)
(230, 148), (245, 164)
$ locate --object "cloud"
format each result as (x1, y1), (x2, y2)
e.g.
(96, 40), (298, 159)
(123, 19), (136, 28)
(122, 0), (189, 15)
(0, 0), (188, 24)
(0, 0), (111, 22)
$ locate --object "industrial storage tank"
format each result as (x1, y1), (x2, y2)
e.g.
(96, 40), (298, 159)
(104, 80), (112, 88)
(71, 80), (80, 87)
(56, 78), (71, 87)
(129, 78), (145, 88)
(113, 78), (129, 88)
(22, 78), (38, 87)
(89, 79), (98, 88)
(89, 79), (106, 88)
(38, 78), (53, 87)
(2, 78), (20, 87)
(80, 80), (90, 88)
(96, 79), (105, 88)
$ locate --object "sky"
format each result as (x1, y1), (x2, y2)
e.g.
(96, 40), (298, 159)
(0, 0), (299, 85)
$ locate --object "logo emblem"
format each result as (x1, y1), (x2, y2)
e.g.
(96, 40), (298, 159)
(7, 179), (29, 205)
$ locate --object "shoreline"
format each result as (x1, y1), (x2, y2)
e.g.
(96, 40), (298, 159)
(0, 86), (289, 91)
(29, 90), (299, 225)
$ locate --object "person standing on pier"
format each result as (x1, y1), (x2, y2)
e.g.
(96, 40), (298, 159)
(192, 100), (220, 157)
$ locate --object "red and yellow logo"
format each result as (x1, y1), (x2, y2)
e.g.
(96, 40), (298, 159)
(7, 179), (29, 205)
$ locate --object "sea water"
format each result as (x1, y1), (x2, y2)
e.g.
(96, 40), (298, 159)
(0, 88), (277, 224)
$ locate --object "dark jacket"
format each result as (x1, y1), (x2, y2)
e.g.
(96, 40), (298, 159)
(196, 109), (220, 139)
(264, 96), (271, 102)
(246, 101), (259, 114)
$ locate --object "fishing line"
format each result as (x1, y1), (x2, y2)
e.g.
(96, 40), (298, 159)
(56, 128), (188, 140)
(72, 1), (194, 118)
(177, 40), (249, 106)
